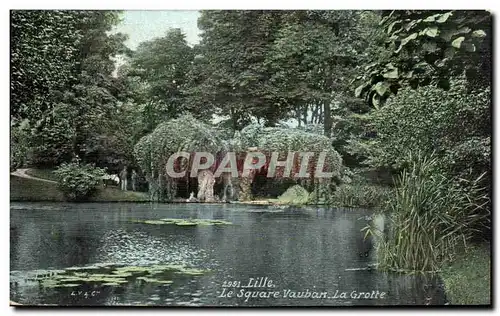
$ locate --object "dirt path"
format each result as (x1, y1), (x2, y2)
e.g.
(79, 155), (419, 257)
(10, 168), (57, 184)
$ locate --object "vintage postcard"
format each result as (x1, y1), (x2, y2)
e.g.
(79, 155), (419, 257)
(9, 9), (492, 307)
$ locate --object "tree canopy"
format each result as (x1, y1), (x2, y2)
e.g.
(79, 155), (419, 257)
(11, 9), (491, 205)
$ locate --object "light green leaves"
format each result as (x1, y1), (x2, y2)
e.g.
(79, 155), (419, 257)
(436, 12), (453, 23)
(452, 36), (465, 48)
(382, 64), (399, 79)
(422, 11), (452, 23)
(355, 10), (490, 109)
(395, 32), (418, 53)
(374, 81), (391, 97)
(472, 30), (487, 38)
(355, 83), (370, 98)
(422, 26), (439, 37)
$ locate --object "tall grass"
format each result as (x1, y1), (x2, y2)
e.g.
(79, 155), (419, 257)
(367, 151), (490, 272)
(331, 183), (392, 209)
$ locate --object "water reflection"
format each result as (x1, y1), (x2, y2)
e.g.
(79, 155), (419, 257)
(10, 202), (445, 306)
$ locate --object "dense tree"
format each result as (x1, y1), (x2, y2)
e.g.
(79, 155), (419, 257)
(11, 11), (82, 119)
(368, 78), (490, 184)
(12, 11), (132, 170)
(130, 28), (195, 125)
(194, 11), (288, 130)
(268, 11), (378, 137)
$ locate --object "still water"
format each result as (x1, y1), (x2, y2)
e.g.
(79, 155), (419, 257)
(10, 202), (445, 306)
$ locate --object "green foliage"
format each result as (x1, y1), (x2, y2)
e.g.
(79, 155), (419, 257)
(131, 29), (197, 123)
(331, 111), (376, 168)
(10, 119), (31, 171)
(132, 218), (233, 226)
(239, 123), (343, 187)
(278, 185), (310, 205)
(25, 169), (59, 182)
(54, 161), (106, 201)
(11, 11), (82, 119)
(10, 172), (149, 202)
(134, 114), (228, 201)
(12, 11), (132, 170)
(369, 151), (490, 272)
(330, 183), (392, 209)
(367, 79), (490, 183)
(240, 124), (342, 171)
(134, 114), (228, 174)
(195, 11), (286, 129)
(355, 10), (491, 106)
(269, 11), (377, 135)
(134, 117), (344, 202)
(10, 175), (64, 202)
(193, 11), (379, 132)
(441, 244), (491, 305)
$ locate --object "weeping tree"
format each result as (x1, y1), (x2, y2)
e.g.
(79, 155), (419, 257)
(237, 124), (343, 202)
(134, 115), (343, 202)
(134, 114), (228, 201)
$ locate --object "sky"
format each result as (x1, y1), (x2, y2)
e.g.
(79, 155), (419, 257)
(114, 11), (202, 49)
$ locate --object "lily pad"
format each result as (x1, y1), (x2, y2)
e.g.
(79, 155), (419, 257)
(213, 220), (232, 225)
(176, 268), (208, 276)
(111, 271), (134, 277)
(137, 277), (173, 284)
(26, 262), (210, 290)
(53, 283), (81, 288)
(175, 221), (198, 226)
(41, 279), (60, 288)
(134, 218), (233, 227)
(143, 220), (168, 225)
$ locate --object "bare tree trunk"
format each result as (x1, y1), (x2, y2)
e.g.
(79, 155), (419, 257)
(230, 106), (238, 131)
(319, 104), (323, 123)
(302, 105), (308, 126)
(296, 105), (301, 127)
(323, 102), (332, 138)
(312, 104), (320, 124)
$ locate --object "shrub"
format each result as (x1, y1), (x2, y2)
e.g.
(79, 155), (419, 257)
(278, 185), (310, 205)
(369, 78), (490, 183)
(54, 161), (106, 201)
(10, 119), (31, 171)
(368, 151), (490, 272)
(330, 183), (392, 209)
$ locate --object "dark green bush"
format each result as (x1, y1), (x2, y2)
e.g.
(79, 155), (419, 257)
(54, 161), (106, 201)
(10, 119), (31, 171)
(369, 78), (490, 183)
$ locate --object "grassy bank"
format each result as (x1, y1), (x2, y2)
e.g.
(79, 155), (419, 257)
(10, 175), (63, 201)
(441, 244), (491, 305)
(24, 168), (59, 182)
(10, 174), (149, 202)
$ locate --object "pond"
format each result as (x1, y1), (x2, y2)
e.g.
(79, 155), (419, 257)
(10, 202), (446, 306)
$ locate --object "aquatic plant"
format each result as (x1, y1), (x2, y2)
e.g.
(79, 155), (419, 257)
(136, 277), (174, 284)
(132, 218), (233, 226)
(329, 182), (392, 208)
(366, 151), (490, 272)
(20, 262), (211, 289)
